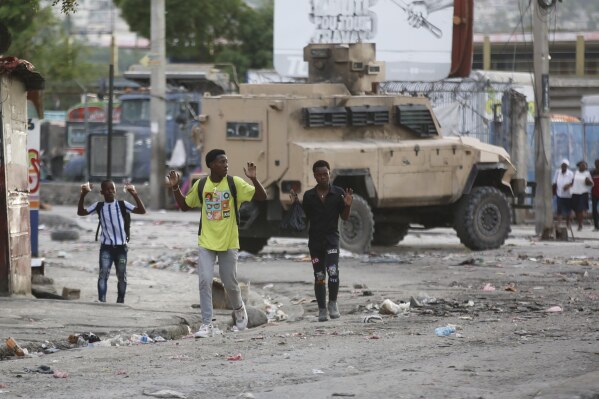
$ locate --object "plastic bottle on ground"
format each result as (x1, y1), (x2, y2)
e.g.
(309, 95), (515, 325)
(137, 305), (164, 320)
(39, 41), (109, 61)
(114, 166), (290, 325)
(434, 326), (456, 336)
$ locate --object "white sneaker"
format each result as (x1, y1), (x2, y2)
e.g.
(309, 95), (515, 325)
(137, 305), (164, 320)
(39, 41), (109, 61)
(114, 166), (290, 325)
(234, 303), (248, 331)
(194, 324), (222, 338)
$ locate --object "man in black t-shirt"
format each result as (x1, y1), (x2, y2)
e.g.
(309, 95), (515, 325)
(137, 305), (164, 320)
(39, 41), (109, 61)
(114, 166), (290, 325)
(291, 160), (353, 321)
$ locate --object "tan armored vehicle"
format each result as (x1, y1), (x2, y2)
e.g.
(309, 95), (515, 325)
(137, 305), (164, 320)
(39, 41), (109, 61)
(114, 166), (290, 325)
(196, 43), (524, 254)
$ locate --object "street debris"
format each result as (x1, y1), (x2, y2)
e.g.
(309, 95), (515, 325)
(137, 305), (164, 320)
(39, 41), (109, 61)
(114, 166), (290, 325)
(361, 253), (411, 264)
(545, 306), (563, 312)
(264, 300), (288, 322)
(68, 332), (101, 347)
(457, 257), (485, 266)
(312, 369), (324, 374)
(379, 299), (410, 315)
(143, 389), (188, 398)
(434, 325), (456, 337)
(362, 315), (383, 323)
(483, 283), (496, 292)
(227, 354), (243, 361)
(5, 338), (26, 357)
(53, 370), (69, 378)
(24, 365), (53, 374)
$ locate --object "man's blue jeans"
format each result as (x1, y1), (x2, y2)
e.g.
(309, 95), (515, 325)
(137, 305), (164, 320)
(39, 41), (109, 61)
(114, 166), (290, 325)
(98, 244), (128, 303)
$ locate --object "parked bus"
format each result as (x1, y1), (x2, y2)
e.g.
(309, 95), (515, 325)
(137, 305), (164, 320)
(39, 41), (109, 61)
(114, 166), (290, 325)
(65, 100), (121, 161)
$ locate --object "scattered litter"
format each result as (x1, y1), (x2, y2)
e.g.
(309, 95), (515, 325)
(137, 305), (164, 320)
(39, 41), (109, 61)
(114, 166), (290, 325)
(504, 283), (517, 292)
(68, 332), (101, 346)
(366, 335), (380, 340)
(238, 394), (255, 399)
(291, 297), (312, 305)
(5, 337), (25, 357)
(24, 365), (53, 374)
(116, 370), (128, 376)
(362, 254), (410, 264)
(379, 299), (409, 315)
(227, 354), (243, 361)
(457, 258), (484, 266)
(143, 389), (188, 398)
(312, 369), (325, 374)
(353, 283), (368, 289)
(545, 306), (563, 312)
(332, 394), (356, 397)
(434, 326), (456, 337)
(263, 283), (274, 289)
(53, 370), (69, 378)
(237, 251), (256, 259)
(482, 283), (496, 292)
(362, 314), (383, 323)
(130, 334), (154, 344)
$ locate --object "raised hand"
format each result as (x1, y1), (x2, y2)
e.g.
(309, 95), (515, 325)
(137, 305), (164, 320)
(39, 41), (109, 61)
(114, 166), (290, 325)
(80, 182), (93, 194)
(244, 162), (257, 179)
(343, 188), (353, 207)
(125, 183), (137, 195)
(289, 188), (299, 203)
(167, 170), (181, 188)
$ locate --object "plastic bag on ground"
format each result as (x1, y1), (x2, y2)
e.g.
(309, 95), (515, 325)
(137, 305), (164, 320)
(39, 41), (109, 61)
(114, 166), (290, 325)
(280, 201), (306, 232)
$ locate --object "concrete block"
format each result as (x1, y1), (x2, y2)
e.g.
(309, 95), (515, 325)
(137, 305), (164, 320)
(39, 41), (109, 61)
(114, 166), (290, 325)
(211, 278), (249, 310)
(62, 287), (81, 300)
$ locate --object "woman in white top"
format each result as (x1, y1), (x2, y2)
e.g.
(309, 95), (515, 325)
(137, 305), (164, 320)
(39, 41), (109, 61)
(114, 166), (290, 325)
(566, 161), (594, 231)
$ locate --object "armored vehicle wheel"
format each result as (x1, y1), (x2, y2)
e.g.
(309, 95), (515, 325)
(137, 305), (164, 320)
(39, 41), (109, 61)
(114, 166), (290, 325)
(454, 186), (511, 250)
(239, 237), (269, 255)
(372, 223), (408, 246)
(339, 194), (374, 253)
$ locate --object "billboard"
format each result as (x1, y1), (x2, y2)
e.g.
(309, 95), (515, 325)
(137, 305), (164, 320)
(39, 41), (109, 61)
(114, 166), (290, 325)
(274, 0), (455, 81)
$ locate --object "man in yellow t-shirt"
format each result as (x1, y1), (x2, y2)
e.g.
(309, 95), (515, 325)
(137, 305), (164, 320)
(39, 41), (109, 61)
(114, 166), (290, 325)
(168, 149), (267, 337)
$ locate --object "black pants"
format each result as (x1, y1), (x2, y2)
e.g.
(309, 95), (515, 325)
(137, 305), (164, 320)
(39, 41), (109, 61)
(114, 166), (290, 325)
(593, 196), (599, 229)
(309, 244), (340, 309)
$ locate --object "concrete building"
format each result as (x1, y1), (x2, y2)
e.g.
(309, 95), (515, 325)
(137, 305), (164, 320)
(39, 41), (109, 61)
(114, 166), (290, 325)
(473, 32), (599, 119)
(0, 58), (44, 296)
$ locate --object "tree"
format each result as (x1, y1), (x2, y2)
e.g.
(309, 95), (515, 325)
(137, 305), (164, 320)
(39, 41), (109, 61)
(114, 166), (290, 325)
(216, 2), (273, 80)
(113, 0), (274, 77)
(25, 0), (78, 14)
(2, 0), (103, 109)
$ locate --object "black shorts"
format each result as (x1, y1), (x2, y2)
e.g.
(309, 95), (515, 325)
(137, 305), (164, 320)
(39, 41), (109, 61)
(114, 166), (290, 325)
(557, 196), (572, 216)
(571, 193), (589, 213)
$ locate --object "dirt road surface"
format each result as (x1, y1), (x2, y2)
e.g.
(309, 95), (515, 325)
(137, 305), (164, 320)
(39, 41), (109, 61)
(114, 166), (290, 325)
(1, 206), (599, 399)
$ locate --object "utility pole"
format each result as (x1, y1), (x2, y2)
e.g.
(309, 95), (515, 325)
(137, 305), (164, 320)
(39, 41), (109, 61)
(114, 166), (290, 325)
(149, 0), (166, 209)
(533, 0), (553, 238)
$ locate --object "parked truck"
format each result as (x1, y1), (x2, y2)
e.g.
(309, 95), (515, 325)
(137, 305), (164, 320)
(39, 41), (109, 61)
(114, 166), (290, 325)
(84, 64), (233, 182)
(196, 43), (525, 253)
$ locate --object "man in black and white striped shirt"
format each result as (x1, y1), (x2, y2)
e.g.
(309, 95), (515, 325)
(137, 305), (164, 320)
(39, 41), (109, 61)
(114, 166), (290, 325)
(78, 180), (146, 303)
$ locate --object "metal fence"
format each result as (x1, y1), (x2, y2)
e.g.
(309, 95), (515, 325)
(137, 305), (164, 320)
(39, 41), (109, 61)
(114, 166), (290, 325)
(382, 80), (599, 180)
(526, 122), (599, 181)
(381, 79), (515, 143)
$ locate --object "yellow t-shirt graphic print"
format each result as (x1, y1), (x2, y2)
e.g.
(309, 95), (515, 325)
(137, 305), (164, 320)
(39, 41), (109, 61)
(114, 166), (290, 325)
(185, 176), (256, 251)
(205, 190), (228, 220)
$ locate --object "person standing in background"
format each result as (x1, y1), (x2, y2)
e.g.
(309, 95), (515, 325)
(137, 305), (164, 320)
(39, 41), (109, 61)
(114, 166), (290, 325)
(590, 159), (599, 231)
(553, 159), (574, 228)
(567, 160), (594, 231)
